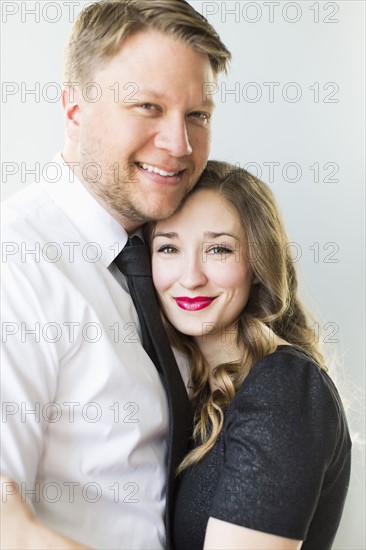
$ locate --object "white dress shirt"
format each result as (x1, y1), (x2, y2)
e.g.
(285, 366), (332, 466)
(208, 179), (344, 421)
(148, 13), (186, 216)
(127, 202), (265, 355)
(1, 154), (190, 549)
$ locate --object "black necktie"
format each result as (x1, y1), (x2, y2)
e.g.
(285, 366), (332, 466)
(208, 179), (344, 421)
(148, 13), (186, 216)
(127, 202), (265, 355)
(114, 236), (193, 548)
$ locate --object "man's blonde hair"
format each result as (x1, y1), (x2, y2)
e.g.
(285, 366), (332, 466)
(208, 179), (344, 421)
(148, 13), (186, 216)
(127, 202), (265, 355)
(64, 0), (231, 84)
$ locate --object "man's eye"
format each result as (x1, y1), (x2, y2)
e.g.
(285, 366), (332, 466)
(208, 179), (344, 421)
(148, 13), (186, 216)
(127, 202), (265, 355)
(139, 103), (160, 112)
(190, 111), (211, 125)
(157, 245), (178, 254)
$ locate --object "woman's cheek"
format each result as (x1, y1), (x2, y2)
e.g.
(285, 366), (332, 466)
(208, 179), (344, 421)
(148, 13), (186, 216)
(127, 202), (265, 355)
(152, 258), (177, 294)
(152, 257), (164, 293)
(214, 259), (252, 288)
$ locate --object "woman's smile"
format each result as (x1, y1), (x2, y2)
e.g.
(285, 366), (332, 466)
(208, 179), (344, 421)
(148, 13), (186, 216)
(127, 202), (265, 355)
(174, 296), (217, 311)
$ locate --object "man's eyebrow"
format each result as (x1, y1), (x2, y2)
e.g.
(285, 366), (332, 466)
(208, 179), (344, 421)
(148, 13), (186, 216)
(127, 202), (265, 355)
(200, 97), (215, 108)
(137, 89), (166, 99)
(135, 89), (215, 108)
(203, 231), (239, 240)
(153, 232), (179, 239)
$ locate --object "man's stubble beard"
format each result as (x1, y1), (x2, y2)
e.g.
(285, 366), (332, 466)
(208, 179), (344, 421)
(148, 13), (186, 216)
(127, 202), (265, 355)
(80, 160), (195, 226)
(77, 142), (149, 224)
(78, 140), (202, 226)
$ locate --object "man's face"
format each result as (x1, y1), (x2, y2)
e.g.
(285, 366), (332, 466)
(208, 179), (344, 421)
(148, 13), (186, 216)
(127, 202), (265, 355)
(69, 30), (215, 231)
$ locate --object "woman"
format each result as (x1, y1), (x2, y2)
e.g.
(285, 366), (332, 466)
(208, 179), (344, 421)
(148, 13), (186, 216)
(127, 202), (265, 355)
(148, 161), (351, 550)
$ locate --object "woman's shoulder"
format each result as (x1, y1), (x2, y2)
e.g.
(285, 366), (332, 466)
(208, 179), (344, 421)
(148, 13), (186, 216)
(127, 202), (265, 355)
(224, 345), (351, 463)
(256, 343), (319, 367)
(227, 345), (346, 429)
(241, 344), (325, 388)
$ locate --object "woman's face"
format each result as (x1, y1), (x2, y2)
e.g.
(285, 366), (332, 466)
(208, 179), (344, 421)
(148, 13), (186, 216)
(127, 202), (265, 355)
(151, 189), (254, 342)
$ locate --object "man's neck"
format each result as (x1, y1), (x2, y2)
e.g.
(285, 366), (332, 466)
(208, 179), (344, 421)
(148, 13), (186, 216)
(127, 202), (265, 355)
(61, 146), (143, 234)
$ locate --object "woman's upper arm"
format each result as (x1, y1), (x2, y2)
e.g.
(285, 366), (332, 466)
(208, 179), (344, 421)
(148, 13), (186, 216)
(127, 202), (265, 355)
(206, 354), (341, 543)
(204, 517), (302, 550)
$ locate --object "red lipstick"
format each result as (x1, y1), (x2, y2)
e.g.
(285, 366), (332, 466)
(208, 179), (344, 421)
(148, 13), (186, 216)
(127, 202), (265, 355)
(175, 296), (216, 311)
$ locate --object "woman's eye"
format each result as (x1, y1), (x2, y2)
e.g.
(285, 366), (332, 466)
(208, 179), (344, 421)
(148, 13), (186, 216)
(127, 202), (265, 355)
(207, 245), (232, 255)
(157, 245), (178, 254)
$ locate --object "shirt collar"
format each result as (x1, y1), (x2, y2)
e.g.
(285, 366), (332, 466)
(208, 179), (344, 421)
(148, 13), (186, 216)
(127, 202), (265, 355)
(44, 153), (129, 267)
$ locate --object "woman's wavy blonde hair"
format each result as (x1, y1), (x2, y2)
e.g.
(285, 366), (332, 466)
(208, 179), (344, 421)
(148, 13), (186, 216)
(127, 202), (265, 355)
(147, 160), (326, 472)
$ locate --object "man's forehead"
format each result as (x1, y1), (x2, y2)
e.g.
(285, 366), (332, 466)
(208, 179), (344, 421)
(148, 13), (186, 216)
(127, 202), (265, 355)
(91, 33), (217, 107)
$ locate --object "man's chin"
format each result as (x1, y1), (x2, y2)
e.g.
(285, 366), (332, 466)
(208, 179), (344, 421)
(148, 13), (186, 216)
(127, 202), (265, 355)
(137, 201), (184, 223)
(113, 193), (189, 229)
(112, 206), (173, 233)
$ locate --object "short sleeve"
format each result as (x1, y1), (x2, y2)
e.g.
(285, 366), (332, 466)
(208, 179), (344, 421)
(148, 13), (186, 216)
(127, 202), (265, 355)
(1, 259), (61, 490)
(209, 349), (343, 540)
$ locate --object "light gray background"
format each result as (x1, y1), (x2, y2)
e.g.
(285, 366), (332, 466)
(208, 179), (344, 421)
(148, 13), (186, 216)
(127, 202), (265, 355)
(1, 1), (365, 548)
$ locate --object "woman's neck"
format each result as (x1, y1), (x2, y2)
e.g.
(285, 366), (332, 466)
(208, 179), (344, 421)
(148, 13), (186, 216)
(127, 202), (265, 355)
(194, 330), (241, 391)
(194, 323), (291, 392)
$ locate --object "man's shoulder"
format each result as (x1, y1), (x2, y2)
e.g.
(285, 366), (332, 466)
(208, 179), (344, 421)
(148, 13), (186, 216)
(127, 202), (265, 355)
(2, 182), (50, 217)
(1, 182), (77, 242)
(1, 182), (85, 278)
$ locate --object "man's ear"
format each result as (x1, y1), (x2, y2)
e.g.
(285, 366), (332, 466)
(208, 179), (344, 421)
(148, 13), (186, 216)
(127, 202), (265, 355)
(62, 85), (82, 142)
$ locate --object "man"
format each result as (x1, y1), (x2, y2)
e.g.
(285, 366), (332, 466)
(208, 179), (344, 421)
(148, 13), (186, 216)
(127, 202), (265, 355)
(0, 1), (230, 548)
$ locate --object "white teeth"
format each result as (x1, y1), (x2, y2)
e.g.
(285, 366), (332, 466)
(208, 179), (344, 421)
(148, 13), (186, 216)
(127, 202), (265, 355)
(140, 163), (179, 177)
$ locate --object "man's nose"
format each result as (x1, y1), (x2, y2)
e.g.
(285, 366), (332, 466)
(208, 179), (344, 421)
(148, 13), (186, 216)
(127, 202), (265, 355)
(154, 115), (193, 158)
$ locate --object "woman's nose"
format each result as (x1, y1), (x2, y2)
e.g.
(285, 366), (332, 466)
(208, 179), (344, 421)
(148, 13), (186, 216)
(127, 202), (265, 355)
(178, 255), (207, 289)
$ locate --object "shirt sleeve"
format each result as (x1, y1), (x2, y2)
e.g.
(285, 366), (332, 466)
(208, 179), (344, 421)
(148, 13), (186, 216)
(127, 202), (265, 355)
(209, 350), (342, 540)
(1, 258), (60, 495)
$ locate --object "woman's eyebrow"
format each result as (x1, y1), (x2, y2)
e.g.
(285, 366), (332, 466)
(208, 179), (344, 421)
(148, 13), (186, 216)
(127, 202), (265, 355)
(152, 231), (240, 240)
(203, 231), (239, 240)
(152, 231), (179, 239)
